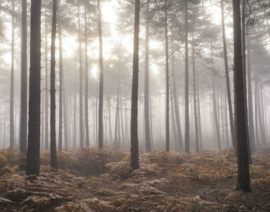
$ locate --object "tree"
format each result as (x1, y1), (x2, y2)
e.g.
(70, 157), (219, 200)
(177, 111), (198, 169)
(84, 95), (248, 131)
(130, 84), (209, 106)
(131, 0), (140, 170)
(19, 0), (27, 169)
(97, 0), (104, 149)
(50, 0), (58, 172)
(232, 0), (251, 192)
(184, 0), (190, 153)
(144, 0), (151, 152)
(58, 0), (63, 151)
(84, 2), (90, 147)
(164, 0), (170, 152)
(10, 0), (15, 148)
(27, 0), (42, 177)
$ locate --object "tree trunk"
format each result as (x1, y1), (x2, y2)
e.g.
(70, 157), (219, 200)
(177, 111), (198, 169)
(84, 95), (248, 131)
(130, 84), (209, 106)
(165, 0), (170, 152)
(73, 89), (77, 149)
(233, 0), (251, 192)
(50, 0), (58, 172)
(246, 35), (256, 153)
(144, 0), (151, 152)
(84, 3), (90, 147)
(58, 0), (63, 151)
(221, 0), (236, 148)
(19, 0), (27, 169)
(10, 0), (15, 148)
(45, 12), (49, 151)
(27, 0), (42, 176)
(78, 5), (84, 149)
(192, 16), (199, 153)
(130, 0), (140, 170)
(97, 0), (104, 149)
(184, 0), (190, 153)
(197, 84), (203, 151)
(107, 95), (113, 143)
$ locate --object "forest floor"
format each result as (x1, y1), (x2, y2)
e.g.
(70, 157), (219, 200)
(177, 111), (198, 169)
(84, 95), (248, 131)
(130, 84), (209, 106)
(0, 147), (270, 212)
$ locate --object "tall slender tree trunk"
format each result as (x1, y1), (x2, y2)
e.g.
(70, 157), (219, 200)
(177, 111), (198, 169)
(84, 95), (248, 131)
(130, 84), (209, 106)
(58, 0), (63, 151)
(50, 0), (58, 172)
(19, 0), (28, 169)
(78, 5), (84, 149)
(241, 0), (251, 164)
(165, 0), (170, 152)
(107, 95), (113, 143)
(233, 0), (251, 192)
(258, 87), (266, 145)
(221, 0), (236, 148)
(130, 0), (140, 170)
(184, 0), (190, 153)
(10, 0), (15, 148)
(254, 74), (259, 146)
(97, 0), (104, 149)
(63, 87), (68, 149)
(27, 0), (42, 177)
(247, 35), (256, 153)
(144, 0), (151, 152)
(192, 16), (199, 153)
(45, 12), (49, 151)
(197, 84), (203, 151)
(73, 89), (77, 149)
(84, 3), (90, 147)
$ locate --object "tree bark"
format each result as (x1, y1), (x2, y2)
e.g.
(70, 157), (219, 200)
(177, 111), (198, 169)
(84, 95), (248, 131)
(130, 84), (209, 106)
(97, 0), (104, 149)
(233, 0), (251, 192)
(27, 0), (42, 176)
(50, 0), (58, 172)
(130, 0), (140, 170)
(144, 0), (151, 152)
(246, 35), (256, 153)
(58, 0), (63, 151)
(19, 0), (27, 169)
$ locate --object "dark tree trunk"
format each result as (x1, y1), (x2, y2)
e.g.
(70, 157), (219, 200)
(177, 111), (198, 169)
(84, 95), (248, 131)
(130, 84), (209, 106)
(10, 0), (15, 148)
(221, 0), (236, 148)
(27, 0), (42, 176)
(233, 0), (251, 192)
(184, 0), (190, 153)
(241, 0), (251, 164)
(130, 0), (140, 170)
(144, 0), (151, 152)
(50, 0), (58, 172)
(97, 0), (104, 149)
(165, 0), (170, 152)
(19, 0), (27, 169)
(247, 35), (256, 153)
(78, 5), (84, 149)
(58, 0), (63, 151)
(84, 3), (90, 147)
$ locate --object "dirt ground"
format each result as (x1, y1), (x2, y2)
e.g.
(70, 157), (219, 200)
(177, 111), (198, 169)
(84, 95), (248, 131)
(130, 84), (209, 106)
(0, 148), (270, 212)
